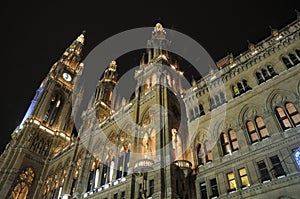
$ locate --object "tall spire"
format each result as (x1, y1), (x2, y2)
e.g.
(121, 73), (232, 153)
(147, 22), (171, 62)
(60, 31), (86, 70)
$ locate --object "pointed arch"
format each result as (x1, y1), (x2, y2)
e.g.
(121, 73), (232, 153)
(10, 167), (35, 199)
(266, 89), (297, 111)
(238, 104), (262, 127)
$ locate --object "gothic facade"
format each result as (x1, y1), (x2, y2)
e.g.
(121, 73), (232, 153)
(1, 14), (300, 199)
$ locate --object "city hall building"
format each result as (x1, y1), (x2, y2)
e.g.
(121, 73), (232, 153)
(0, 14), (300, 199)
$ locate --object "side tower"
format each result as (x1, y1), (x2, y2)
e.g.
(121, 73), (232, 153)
(0, 32), (85, 199)
(95, 61), (118, 123)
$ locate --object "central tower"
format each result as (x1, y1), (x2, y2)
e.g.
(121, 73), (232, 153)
(131, 23), (195, 199)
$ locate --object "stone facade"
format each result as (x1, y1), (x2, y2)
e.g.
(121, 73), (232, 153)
(0, 16), (300, 199)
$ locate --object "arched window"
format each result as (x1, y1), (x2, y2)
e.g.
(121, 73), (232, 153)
(209, 97), (216, 110)
(256, 72), (264, 84)
(220, 92), (226, 104)
(255, 117), (269, 138)
(220, 129), (239, 156)
(100, 149), (115, 185)
(199, 104), (205, 116)
(189, 109), (194, 120)
(116, 142), (131, 179)
(141, 110), (156, 159)
(237, 82), (244, 93)
(70, 169), (79, 195)
(220, 132), (230, 155)
(196, 144), (204, 166)
(215, 95), (220, 106)
(275, 102), (300, 130)
(289, 53), (300, 65)
(282, 57), (293, 68)
(171, 128), (183, 160)
(246, 116), (269, 143)
(267, 65), (277, 77)
(261, 69), (270, 80)
(43, 94), (63, 126)
(242, 79), (251, 91)
(11, 168), (35, 199)
(204, 141), (212, 162)
(232, 85), (239, 97)
(296, 49), (300, 58)
(87, 160), (96, 191)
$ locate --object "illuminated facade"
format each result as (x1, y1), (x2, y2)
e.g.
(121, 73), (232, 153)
(1, 14), (300, 199)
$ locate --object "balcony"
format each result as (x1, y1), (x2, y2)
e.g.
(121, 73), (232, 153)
(134, 159), (154, 173)
(174, 160), (192, 177)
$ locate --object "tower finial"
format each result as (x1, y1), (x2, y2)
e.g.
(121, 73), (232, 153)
(76, 31), (85, 44)
(269, 25), (279, 37)
(247, 40), (255, 52)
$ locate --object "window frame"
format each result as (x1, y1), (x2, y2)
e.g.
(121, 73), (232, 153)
(257, 160), (271, 183)
(269, 155), (286, 178)
(246, 116), (269, 144)
(275, 102), (300, 130)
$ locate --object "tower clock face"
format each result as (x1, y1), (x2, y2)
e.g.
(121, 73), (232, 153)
(62, 72), (72, 82)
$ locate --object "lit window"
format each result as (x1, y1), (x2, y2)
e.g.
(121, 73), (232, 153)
(294, 147), (300, 168)
(229, 129), (239, 151)
(197, 144), (204, 166)
(227, 172), (237, 192)
(255, 117), (269, 138)
(238, 168), (250, 188)
(232, 85), (239, 97)
(11, 168), (35, 199)
(220, 132), (231, 155)
(246, 121), (259, 143)
(220, 129), (239, 156)
(275, 102), (300, 130)
(246, 116), (269, 143)
(204, 141), (212, 162)
(286, 102), (300, 125)
(233, 80), (251, 97)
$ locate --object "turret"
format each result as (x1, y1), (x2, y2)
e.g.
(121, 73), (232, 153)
(95, 60), (118, 122)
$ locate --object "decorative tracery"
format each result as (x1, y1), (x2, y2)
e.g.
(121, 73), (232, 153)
(11, 168), (35, 199)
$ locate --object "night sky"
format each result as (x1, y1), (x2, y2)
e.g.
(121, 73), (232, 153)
(1, 1), (299, 153)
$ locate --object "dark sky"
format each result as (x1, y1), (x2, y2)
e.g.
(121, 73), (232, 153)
(1, 1), (299, 153)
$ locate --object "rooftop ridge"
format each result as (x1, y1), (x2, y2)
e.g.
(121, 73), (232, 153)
(216, 16), (300, 70)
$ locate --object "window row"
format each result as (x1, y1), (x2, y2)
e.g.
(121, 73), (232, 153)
(255, 65), (277, 84)
(197, 102), (300, 162)
(199, 155), (286, 198)
(282, 49), (300, 69)
(209, 92), (226, 110)
(231, 79), (251, 98)
(189, 104), (205, 121)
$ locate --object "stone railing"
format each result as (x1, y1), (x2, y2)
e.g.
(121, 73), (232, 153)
(174, 160), (192, 169)
(134, 159), (155, 172)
